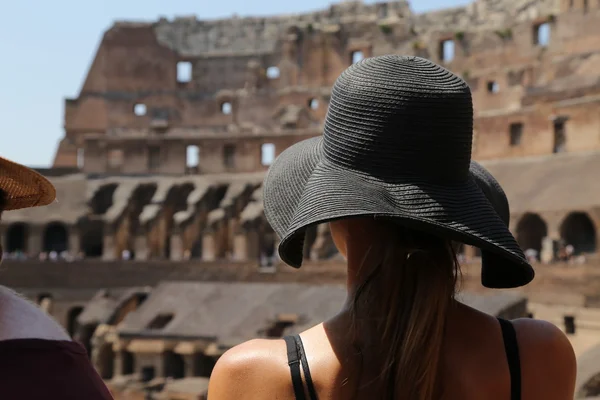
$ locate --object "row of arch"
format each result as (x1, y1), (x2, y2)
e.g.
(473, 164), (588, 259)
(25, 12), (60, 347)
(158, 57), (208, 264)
(4, 221), (104, 257)
(516, 211), (597, 257)
(4, 211), (597, 261)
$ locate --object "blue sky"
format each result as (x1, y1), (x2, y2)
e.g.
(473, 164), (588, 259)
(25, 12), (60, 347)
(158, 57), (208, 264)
(0, 0), (469, 167)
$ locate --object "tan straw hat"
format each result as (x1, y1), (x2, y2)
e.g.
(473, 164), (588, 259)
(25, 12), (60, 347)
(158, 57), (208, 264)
(0, 156), (56, 211)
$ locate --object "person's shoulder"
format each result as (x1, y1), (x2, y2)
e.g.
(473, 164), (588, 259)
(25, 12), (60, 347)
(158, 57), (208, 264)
(512, 318), (576, 398)
(0, 286), (70, 341)
(208, 338), (291, 400)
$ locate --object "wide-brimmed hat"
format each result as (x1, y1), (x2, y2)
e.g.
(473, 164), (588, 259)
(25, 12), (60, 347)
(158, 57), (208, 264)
(263, 55), (534, 289)
(0, 156), (56, 211)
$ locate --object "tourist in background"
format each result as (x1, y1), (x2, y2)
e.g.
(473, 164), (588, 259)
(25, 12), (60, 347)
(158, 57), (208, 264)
(208, 56), (576, 399)
(0, 156), (114, 399)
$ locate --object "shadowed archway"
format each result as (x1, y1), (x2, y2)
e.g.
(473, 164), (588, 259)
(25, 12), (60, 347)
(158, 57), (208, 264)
(516, 213), (548, 255)
(560, 212), (596, 254)
(5, 223), (28, 253)
(43, 222), (69, 253)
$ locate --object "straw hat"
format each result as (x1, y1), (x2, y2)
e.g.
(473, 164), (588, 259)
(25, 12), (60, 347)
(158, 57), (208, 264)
(0, 156), (56, 211)
(263, 55), (534, 289)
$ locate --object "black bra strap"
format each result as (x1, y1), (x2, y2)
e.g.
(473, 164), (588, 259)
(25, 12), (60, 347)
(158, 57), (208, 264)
(293, 335), (318, 400)
(498, 318), (522, 400)
(284, 335), (306, 400)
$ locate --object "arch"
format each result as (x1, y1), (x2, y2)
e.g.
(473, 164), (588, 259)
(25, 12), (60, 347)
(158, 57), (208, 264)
(164, 351), (185, 379)
(67, 306), (84, 337)
(43, 222), (69, 253)
(516, 213), (548, 256)
(90, 183), (118, 215)
(186, 145), (200, 169)
(261, 143), (275, 166)
(80, 219), (104, 258)
(121, 351), (135, 375)
(5, 223), (28, 253)
(560, 212), (597, 254)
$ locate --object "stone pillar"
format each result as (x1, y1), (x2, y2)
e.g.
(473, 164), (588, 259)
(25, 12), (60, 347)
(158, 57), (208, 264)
(113, 350), (125, 377)
(541, 236), (555, 264)
(202, 234), (216, 261)
(232, 233), (248, 260)
(28, 224), (43, 256)
(102, 229), (117, 261)
(170, 233), (184, 261)
(183, 354), (195, 377)
(69, 226), (80, 255)
(134, 234), (148, 261)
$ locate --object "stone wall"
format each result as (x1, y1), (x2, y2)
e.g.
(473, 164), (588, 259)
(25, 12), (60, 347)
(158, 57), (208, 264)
(54, 0), (600, 174)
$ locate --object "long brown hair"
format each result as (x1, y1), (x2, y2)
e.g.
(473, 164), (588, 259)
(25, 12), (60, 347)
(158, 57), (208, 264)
(349, 222), (459, 400)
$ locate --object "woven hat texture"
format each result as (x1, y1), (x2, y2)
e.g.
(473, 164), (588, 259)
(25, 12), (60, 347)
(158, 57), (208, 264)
(0, 156), (56, 211)
(263, 55), (534, 289)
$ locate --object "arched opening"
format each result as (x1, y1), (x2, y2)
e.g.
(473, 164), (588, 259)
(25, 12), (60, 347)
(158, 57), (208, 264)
(67, 306), (84, 337)
(261, 143), (275, 166)
(193, 353), (216, 377)
(351, 51), (364, 64)
(90, 183), (118, 215)
(560, 212), (597, 254)
(80, 219), (104, 258)
(191, 238), (203, 259)
(186, 145), (200, 172)
(516, 213), (548, 258)
(221, 102), (232, 115)
(164, 351), (185, 379)
(98, 343), (115, 380)
(259, 230), (276, 267)
(121, 351), (135, 375)
(5, 223), (28, 254)
(43, 222), (69, 253)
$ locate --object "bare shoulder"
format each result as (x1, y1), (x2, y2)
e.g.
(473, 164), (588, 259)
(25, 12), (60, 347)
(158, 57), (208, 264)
(512, 318), (576, 399)
(208, 338), (292, 400)
(0, 286), (70, 341)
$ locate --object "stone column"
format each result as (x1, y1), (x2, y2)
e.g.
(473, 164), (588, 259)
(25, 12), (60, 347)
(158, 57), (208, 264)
(183, 354), (195, 377)
(232, 233), (248, 261)
(134, 225), (149, 261)
(28, 224), (43, 256)
(102, 227), (117, 261)
(170, 233), (184, 261)
(202, 234), (216, 261)
(113, 350), (125, 377)
(68, 225), (81, 256)
(541, 236), (555, 264)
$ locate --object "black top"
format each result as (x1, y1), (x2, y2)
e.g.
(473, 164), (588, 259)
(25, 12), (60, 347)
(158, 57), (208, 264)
(284, 317), (522, 400)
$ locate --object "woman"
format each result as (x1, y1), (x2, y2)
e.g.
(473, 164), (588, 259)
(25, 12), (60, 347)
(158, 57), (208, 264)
(208, 56), (576, 399)
(0, 156), (113, 399)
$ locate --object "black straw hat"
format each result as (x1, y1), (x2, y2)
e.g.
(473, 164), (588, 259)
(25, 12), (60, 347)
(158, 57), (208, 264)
(263, 55), (534, 289)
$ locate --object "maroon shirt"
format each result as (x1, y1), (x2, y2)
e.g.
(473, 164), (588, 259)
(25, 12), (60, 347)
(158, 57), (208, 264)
(0, 339), (114, 399)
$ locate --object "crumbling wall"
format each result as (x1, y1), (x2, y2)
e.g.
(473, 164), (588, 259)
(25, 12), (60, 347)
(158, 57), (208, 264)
(56, 0), (600, 171)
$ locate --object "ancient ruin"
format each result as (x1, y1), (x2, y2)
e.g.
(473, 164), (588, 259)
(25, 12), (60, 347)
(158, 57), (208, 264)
(3, 0), (600, 398)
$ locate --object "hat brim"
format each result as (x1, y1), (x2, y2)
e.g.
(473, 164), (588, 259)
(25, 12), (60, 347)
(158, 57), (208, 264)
(0, 157), (56, 211)
(263, 137), (534, 289)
